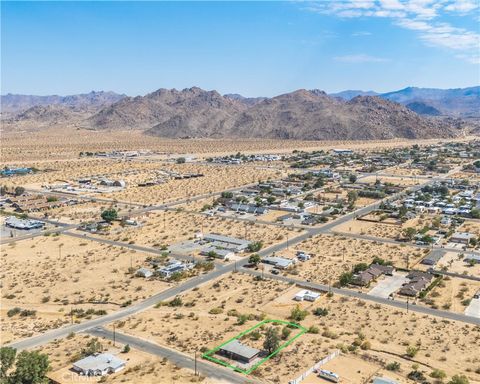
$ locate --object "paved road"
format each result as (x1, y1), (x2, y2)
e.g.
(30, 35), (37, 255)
(6, 261), (237, 351)
(64, 231), (216, 265)
(6, 220), (327, 352)
(87, 327), (258, 384)
(241, 268), (480, 326)
(7, 163), (476, 360)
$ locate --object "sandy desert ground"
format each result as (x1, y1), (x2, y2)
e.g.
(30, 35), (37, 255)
(0, 234), (171, 343)
(105, 272), (480, 383)
(2, 128), (471, 162)
(92, 209), (300, 251)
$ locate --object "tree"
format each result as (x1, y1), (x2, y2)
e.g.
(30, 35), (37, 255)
(248, 254), (261, 265)
(471, 208), (480, 219)
(398, 205), (408, 218)
(349, 174), (357, 183)
(339, 272), (353, 286)
(83, 338), (103, 356)
(122, 344), (130, 353)
(10, 350), (50, 384)
(0, 347), (16, 379)
(353, 263), (369, 273)
(403, 227), (417, 241)
(207, 250), (218, 259)
(101, 208), (118, 222)
(448, 375), (469, 384)
(176, 157), (186, 164)
(281, 326), (292, 340)
(14, 186), (25, 196)
(263, 327), (280, 354)
(347, 191), (358, 206)
(247, 241), (263, 252)
(290, 305), (308, 321)
(313, 307), (329, 317)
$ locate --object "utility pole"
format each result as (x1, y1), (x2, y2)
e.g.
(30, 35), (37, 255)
(194, 350), (198, 376)
(70, 306), (74, 325)
(113, 324), (116, 347)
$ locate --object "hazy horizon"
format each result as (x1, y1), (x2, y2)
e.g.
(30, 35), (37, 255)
(2, 1), (479, 97)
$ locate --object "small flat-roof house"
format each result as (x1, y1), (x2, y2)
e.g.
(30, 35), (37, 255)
(450, 232), (475, 245)
(262, 256), (294, 269)
(202, 233), (251, 253)
(218, 340), (260, 364)
(294, 290), (320, 302)
(421, 252), (444, 266)
(5, 216), (44, 230)
(136, 268), (153, 278)
(373, 378), (399, 384)
(200, 247), (234, 260)
(465, 254), (480, 264)
(157, 261), (194, 278)
(73, 353), (126, 376)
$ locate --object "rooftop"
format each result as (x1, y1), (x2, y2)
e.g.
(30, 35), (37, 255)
(73, 353), (125, 372)
(220, 340), (260, 359)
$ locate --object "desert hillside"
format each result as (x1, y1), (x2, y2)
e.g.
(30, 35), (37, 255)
(2, 87), (477, 140)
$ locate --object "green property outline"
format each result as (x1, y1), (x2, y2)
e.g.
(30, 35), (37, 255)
(202, 319), (307, 375)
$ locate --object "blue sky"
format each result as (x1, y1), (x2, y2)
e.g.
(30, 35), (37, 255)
(2, 1), (479, 96)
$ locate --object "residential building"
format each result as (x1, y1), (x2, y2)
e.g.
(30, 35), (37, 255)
(202, 233), (251, 253)
(421, 252), (444, 266)
(136, 268), (153, 278)
(294, 290), (320, 302)
(373, 378), (399, 384)
(262, 256), (294, 269)
(464, 254), (480, 264)
(218, 340), (260, 364)
(72, 353), (126, 376)
(450, 232), (475, 245)
(200, 247), (234, 260)
(4, 216), (44, 230)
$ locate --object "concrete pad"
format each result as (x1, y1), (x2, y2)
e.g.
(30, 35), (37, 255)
(368, 272), (408, 299)
(465, 298), (480, 318)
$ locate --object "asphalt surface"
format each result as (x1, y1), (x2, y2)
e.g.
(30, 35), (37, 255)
(87, 327), (259, 384)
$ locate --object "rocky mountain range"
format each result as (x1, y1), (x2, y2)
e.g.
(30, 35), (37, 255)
(331, 86), (480, 119)
(1, 86), (478, 140)
(1, 91), (126, 117)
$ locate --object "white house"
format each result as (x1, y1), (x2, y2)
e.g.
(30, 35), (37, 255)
(73, 353), (126, 376)
(294, 290), (320, 302)
(136, 268), (153, 278)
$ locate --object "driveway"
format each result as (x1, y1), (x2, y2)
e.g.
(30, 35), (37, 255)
(465, 298), (480, 318)
(368, 272), (408, 299)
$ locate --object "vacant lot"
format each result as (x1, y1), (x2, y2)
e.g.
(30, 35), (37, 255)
(0, 235), (170, 342)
